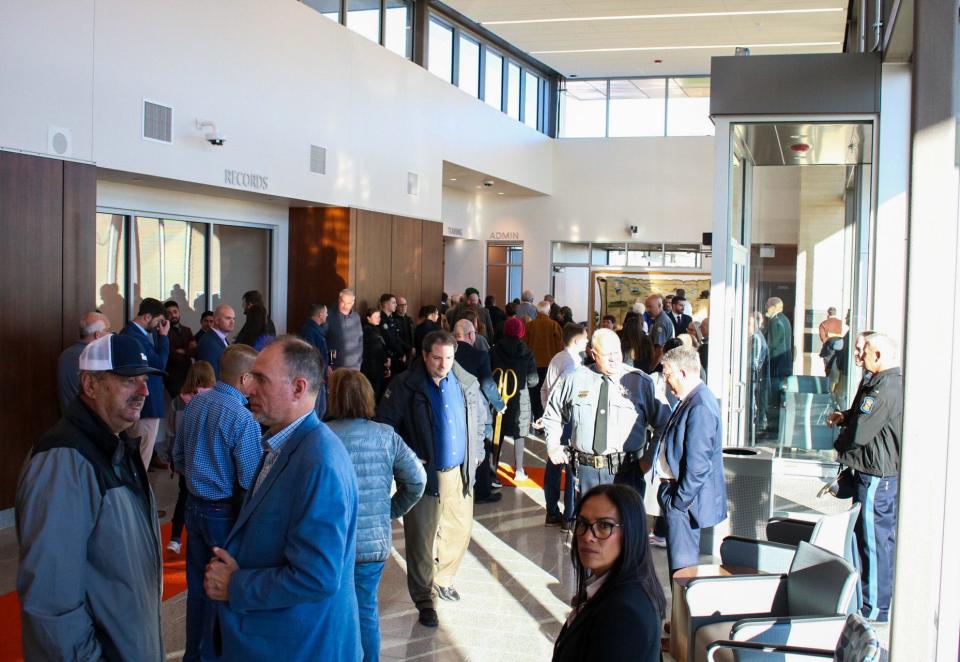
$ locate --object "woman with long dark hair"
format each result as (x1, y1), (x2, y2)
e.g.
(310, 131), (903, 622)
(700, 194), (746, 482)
(360, 307), (389, 400)
(620, 314), (654, 372)
(234, 303), (274, 350)
(553, 483), (665, 662)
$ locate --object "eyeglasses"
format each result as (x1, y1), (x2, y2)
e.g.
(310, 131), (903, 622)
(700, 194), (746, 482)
(574, 517), (622, 540)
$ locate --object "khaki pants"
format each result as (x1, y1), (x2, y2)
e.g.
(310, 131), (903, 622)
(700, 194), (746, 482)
(402, 468), (473, 609)
(130, 417), (161, 470)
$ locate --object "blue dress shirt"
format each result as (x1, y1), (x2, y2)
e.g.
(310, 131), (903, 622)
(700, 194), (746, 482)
(173, 382), (263, 501)
(426, 373), (467, 470)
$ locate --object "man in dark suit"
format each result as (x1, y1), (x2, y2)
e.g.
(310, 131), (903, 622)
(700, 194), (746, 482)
(670, 296), (693, 337)
(763, 297), (793, 431)
(453, 319), (505, 503)
(196, 304), (235, 378)
(203, 337), (361, 660)
(119, 297), (170, 469)
(653, 345), (727, 574)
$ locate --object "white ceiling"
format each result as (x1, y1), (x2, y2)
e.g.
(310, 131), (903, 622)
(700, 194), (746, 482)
(442, 0), (849, 78)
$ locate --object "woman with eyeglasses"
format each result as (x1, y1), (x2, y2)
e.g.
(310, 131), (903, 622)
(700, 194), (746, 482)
(553, 483), (666, 662)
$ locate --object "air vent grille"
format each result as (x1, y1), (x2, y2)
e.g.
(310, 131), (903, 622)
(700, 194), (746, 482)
(143, 101), (173, 143)
(310, 145), (326, 174)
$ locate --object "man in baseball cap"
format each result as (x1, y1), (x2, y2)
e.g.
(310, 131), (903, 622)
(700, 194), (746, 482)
(16, 333), (166, 660)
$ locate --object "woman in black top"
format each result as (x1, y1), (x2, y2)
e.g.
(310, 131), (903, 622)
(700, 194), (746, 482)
(360, 308), (389, 400)
(413, 305), (440, 355)
(553, 484), (665, 662)
(489, 317), (538, 481)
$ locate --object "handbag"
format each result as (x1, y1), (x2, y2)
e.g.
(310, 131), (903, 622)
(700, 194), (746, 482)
(818, 466), (856, 499)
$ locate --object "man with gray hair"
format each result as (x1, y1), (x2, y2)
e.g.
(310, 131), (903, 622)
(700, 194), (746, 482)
(326, 288), (363, 371)
(645, 294), (675, 364)
(827, 332), (901, 622)
(543, 328), (669, 495)
(653, 345), (726, 574)
(57, 311), (110, 413)
(516, 290), (537, 320)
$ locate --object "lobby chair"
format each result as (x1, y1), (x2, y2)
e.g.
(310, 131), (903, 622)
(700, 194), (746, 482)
(705, 613), (884, 662)
(681, 542), (858, 662)
(719, 504), (861, 574)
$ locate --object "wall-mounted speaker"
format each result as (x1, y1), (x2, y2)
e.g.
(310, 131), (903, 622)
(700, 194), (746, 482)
(47, 126), (72, 157)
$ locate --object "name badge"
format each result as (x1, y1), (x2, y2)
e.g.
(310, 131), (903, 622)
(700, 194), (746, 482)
(577, 390), (590, 399)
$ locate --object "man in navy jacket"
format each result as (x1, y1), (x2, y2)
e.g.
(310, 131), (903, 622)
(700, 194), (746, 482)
(653, 345), (727, 574)
(196, 304), (235, 378)
(299, 303), (330, 419)
(119, 297), (169, 469)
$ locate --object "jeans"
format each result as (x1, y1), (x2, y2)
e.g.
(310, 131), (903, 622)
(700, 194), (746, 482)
(354, 561), (386, 662)
(170, 474), (188, 542)
(184, 497), (236, 662)
(853, 473), (898, 621)
(544, 460), (575, 520)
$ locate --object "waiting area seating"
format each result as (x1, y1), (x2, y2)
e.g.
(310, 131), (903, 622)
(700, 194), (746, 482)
(777, 376), (838, 452)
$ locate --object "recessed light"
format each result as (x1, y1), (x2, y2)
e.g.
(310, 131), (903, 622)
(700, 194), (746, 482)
(449, 178), (457, 181)
(498, 192), (505, 195)
(790, 134), (807, 139)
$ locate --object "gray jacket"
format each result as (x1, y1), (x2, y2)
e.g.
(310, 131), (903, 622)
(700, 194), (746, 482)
(16, 399), (163, 661)
(326, 419), (426, 563)
(327, 309), (364, 370)
(543, 365), (671, 455)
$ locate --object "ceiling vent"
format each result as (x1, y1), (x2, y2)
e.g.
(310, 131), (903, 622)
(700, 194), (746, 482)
(142, 100), (173, 143)
(407, 171), (419, 196)
(47, 126), (73, 157)
(310, 145), (326, 174)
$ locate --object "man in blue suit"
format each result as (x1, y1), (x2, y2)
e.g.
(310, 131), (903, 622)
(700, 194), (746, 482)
(119, 297), (169, 469)
(203, 336), (361, 661)
(196, 304), (235, 378)
(654, 345), (727, 574)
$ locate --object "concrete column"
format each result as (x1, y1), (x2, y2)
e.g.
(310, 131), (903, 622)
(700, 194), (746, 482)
(890, 1), (960, 659)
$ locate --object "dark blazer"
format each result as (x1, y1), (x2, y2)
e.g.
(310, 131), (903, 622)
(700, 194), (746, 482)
(217, 414), (361, 661)
(553, 579), (662, 662)
(298, 319), (329, 376)
(654, 382), (726, 529)
(119, 322), (169, 419)
(413, 320), (439, 355)
(361, 323), (388, 398)
(196, 330), (227, 378)
(671, 312), (693, 336)
(455, 341), (505, 411)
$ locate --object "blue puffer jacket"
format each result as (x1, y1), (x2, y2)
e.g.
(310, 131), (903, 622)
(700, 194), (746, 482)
(326, 418), (426, 563)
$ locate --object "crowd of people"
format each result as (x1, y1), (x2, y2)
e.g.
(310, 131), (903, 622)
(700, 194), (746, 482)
(17, 284), (901, 661)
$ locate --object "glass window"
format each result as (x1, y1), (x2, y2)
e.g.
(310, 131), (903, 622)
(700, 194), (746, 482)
(486, 242), (522, 306)
(131, 217), (207, 331)
(384, 0), (413, 58)
(96, 213), (127, 327)
(552, 241), (591, 263)
(302, 0), (340, 22)
(559, 80), (607, 138)
(210, 225), (271, 319)
(428, 18), (454, 82)
(667, 77), (714, 136)
(591, 243), (626, 266)
(458, 34), (480, 97)
(346, 0), (380, 43)
(506, 62), (521, 120)
(523, 71), (540, 129)
(626, 243), (665, 266)
(484, 50), (503, 110)
(609, 78), (666, 137)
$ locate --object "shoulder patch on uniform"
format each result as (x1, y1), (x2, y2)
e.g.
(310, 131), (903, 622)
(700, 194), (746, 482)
(860, 396), (876, 414)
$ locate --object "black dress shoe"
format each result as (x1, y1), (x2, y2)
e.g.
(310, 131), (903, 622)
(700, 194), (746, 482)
(418, 607), (439, 627)
(475, 492), (502, 504)
(544, 513), (564, 527)
(561, 519), (575, 532)
(435, 585), (461, 601)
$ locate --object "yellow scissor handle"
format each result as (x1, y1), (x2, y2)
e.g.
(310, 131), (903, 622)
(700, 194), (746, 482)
(492, 367), (519, 402)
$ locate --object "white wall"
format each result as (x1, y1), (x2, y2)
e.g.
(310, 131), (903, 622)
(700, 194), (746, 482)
(445, 137), (715, 301)
(443, 238), (485, 299)
(1, 0), (553, 221)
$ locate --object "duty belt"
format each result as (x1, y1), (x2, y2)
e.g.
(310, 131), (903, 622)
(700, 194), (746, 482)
(573, 450), (639, 474)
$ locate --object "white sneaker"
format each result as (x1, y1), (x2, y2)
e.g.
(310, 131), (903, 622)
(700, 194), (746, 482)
(166, 540), (182, 554)
(514, 469), (528, 482)
(648, 534), (666, 548)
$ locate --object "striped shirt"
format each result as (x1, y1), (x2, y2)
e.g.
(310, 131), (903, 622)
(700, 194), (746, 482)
(251, 412), (312, 495)
(173, 382), (263, 501)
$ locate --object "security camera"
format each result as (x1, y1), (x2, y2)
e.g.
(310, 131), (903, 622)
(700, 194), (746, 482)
(482, 179), (495, 188)
(196, 120), (225, 146)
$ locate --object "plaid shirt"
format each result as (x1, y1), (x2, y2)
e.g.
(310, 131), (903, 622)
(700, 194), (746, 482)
(251, 413), (312, 495)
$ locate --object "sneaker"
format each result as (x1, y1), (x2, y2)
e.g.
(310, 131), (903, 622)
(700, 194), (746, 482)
(435, 585), (461, 602)
(513, 469), (528, 482)
(545, 513), (564, 527)
(561, 519), (575, 532)
(648, 534), (667, 548)
(166, 540), (182, 554)
(491, 479), (503, 489)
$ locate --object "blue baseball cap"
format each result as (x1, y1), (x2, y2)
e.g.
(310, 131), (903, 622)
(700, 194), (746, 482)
(79, 334), (166, 377)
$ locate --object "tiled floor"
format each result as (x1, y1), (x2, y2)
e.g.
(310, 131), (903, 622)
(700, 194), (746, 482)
(0, 436), (888, 661)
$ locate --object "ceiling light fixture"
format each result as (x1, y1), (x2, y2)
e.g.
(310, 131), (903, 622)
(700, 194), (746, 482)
(483, 8), (843, 26)
(531, 41), (839, 55)
(449, 178), (457, 181)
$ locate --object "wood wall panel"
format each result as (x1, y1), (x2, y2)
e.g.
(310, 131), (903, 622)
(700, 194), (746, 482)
(420, 220), (444, 313)
(287, 207), (351, 330)
(0, 152), (66, 508)
(390, 216), (423, 315)
(62, 161), (97, 347)
(353, 210), (393, 314)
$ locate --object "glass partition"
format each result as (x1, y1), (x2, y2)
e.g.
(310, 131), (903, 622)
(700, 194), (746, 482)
(609, 78), (666, 137)
(427, 18), (453, 82)
(458, 34), (480, 97)
(484, 50), (503, 110)
(384, 0), (412, 58)
(96, 213), (127, 327)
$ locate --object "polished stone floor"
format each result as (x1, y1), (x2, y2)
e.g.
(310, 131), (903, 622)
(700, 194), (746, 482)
(0, 435), (889, 661)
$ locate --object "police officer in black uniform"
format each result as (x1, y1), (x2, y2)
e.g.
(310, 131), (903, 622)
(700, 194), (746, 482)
(379, 293), (410, 377)
(828, 332), (901, 622)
